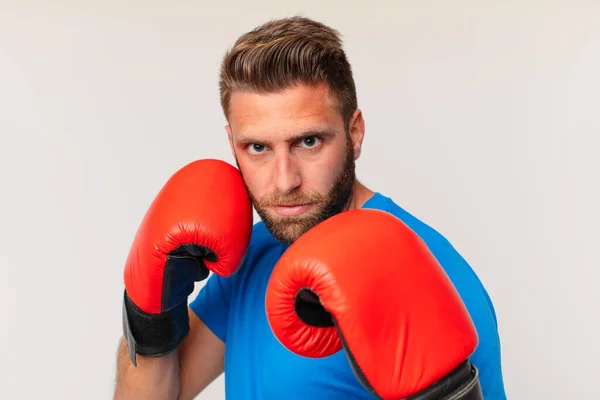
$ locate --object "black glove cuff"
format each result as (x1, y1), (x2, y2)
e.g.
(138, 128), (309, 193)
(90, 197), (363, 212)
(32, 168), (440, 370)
(122, 290), (189, 367)
(406, 360), (483, 400)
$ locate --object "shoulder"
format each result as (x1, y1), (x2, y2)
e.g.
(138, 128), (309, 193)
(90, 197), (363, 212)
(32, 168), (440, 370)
(364, 193), (464, 261)
(363, 193), (455, 256)
(365, 193), (506, 397)
(365, 194), (493, 300)
(364, 193), (500, 336)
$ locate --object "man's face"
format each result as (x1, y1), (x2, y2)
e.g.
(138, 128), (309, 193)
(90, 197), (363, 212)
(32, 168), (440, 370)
(226, 82), (361, 244)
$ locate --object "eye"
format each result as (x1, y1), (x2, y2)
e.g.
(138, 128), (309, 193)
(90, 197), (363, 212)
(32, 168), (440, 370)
(298, 136), (321, 148)
(247, 143), (267, 155)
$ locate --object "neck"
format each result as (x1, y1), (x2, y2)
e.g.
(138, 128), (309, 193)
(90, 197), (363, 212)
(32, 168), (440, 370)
(346, 180), (375, 211)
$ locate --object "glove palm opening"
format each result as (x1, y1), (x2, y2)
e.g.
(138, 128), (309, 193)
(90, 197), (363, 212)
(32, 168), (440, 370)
(294, 288), (334, 328)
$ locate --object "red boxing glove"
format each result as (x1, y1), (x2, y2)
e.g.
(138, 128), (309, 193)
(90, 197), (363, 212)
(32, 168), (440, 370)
(266, 209), (482, 399)
(122, 159), (252, 366)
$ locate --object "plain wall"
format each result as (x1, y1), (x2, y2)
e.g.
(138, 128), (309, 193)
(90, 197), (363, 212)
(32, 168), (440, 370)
(1, 1), (598, 398)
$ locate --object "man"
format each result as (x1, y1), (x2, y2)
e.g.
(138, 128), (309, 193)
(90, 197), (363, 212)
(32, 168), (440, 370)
(114, 16), (506, 399)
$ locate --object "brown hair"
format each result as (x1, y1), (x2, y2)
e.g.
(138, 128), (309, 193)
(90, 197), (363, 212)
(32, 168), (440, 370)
(219, 16), (357, 128)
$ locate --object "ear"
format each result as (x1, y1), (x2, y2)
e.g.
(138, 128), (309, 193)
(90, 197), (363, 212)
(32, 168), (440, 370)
(225, 124), (235, 157)
(348, 109), (365, 160)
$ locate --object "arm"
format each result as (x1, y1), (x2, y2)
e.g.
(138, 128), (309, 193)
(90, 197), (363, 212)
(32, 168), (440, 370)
(113, 307), (224, 400)
(178, 308), (225, 400)
(113, 159), (251, 399)
(114, 336), (180, 400)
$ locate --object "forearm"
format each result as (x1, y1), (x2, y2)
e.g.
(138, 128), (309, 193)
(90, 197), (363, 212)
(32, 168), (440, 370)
(114, 337), (181, 400)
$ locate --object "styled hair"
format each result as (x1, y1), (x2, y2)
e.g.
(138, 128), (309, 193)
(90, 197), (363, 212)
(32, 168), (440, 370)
(219, 16), (358, 128)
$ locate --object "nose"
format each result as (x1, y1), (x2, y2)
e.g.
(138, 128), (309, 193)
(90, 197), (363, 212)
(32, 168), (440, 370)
(273, 153), (301, 194)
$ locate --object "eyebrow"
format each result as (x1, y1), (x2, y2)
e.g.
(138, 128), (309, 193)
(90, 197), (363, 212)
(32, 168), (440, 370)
(234, 129), (337, 146)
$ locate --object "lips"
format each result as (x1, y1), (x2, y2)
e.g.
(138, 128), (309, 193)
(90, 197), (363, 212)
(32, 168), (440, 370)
(271, 203), (314, 217)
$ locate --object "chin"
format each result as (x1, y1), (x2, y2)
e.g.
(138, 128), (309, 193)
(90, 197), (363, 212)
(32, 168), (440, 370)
(256, 202), (331, 243)
(265, 217), (317, 244)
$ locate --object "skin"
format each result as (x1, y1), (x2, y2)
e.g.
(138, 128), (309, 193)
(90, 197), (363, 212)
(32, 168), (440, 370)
(226, 81), (375, 243)
(113, 81), (374, 400)
(113, 311), (224, 400)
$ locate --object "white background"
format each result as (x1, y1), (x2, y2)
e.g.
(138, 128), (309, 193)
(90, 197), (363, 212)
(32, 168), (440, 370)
(1, 1), (598, 399)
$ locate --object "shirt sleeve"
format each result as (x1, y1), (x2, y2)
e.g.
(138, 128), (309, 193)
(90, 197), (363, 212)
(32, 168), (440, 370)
(459, 262), (508, 400)
(470, 322), (508, 400)
(188, 272), (235, 343)
(428, 235), (508, 399)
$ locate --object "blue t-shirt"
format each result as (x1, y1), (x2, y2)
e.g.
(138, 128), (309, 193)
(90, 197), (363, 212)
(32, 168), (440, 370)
(190, 192), (507, 399)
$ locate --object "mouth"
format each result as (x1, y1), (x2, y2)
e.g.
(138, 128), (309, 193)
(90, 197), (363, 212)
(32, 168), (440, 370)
(270, 203), (315, 217)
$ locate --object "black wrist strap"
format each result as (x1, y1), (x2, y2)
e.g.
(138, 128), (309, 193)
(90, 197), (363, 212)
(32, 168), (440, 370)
(122, 290), (190, 367)
(406, 360), (483, 400)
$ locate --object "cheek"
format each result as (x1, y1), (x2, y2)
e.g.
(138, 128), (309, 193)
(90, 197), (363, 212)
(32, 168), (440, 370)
(238, 158), (272, 195)
(300, 147), (345, 191)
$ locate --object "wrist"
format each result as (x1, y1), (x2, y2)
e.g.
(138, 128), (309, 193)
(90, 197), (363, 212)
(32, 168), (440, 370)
(122, 290), (189, 366)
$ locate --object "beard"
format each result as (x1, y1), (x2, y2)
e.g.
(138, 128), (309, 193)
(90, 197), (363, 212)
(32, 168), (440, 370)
(239, 138), (356, 244)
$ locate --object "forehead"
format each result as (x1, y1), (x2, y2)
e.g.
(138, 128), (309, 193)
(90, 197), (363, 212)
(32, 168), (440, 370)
(227, 82), (343, 138)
